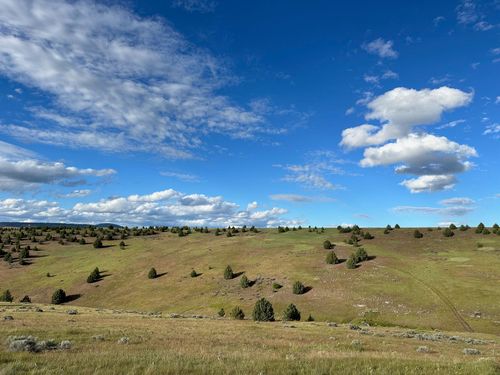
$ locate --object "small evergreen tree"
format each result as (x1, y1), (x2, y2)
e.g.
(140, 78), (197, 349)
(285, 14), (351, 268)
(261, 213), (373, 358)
(218, 308), (225, 317)
(20, 295), (31, 303)
(363, 232), (374, 240)
(414, 230), (423, 238)
(230, 306), (245, 320)
(282, 303), (301, 321)
(354, 247), (368, 262)
(323, 240), (333, 249)
(190, 269), (198, 278)
(449, 223), (457, 230)
(240, 274), (250, 288)
(272, 282), (282, 290)
(93, 238), (103, 248)
(346, 254), (357, 269)
(3, 252), (12, 263)
(326, 251), (339, 264)
(119, 241), (125, 249)
(292, 281), (306, 295)
(87, 267), (101, 283)
(0, 289), (13, 302)
(79, 238), (86, 245)
(223, 265), (234, 280)
(306, 314), (315, 322)
(394, 224), (401, 229)
(51, 289), (66, 304)
(148, 267), (157, 279)
(19, 247), (29, 259)
(475, 222), (485, 234)
(443, 228), (454, 237)
(252, 298), (275, 321)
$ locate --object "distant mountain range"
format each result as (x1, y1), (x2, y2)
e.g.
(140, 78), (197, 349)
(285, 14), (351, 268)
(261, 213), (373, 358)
(0, 222), (123, 228)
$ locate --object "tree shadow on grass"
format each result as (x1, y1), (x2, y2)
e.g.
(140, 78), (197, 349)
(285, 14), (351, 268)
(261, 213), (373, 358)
(233, 271), (245, 278)
(65, 294), (81, 303)
(28, 254), (48, 259)
(303, 286), (313, 294)
(156, 272), (168, 278)
(367, 255), (377, 261)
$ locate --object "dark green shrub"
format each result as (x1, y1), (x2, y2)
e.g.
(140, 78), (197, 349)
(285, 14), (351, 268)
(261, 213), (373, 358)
(292, 281), (306, 295)
(326, 251), (339, 264)
(306, 314), (314, 322)
(51, 289), (66, 304)
(119, 241), (125, 249)
(93, 238), (103, 248)
(475, 223), (485, 234)
(240, 275), (250, 288)
(443, 228), (454, 237)
(346, 254), (357, 269)
(282, 303), (301, 321)
(323, 240), (333, 249)
(230, 306), (245, 320)
(394, 224), (400, 229)
(190, 269), (198, 278)
(79, 238), (86, 245)
(354, 247), (368, 262)
(383, 229), (390, 234)
(252, 298), (274, 321)
(3, 252), (12, 263)
(449, 223), (457, 230)
(218, 308), (225, 317)
(414, 230), (423, 239)
(482, 229), (491, 235)
(363, 232), (374, 240)
(148, 267), (157, 279)
(0, 289), (13, 302)
(223, 265), (234, 280)
(20, 295), (31, 303)
(19, 248), (29, 259)
(87, 267), (101, 283)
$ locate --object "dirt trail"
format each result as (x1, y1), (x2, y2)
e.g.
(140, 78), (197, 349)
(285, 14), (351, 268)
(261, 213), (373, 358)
(380, 264), (473, 333)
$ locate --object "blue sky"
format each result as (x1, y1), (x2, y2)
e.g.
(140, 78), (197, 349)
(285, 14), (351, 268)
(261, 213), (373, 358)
(0, 0), (498, 227)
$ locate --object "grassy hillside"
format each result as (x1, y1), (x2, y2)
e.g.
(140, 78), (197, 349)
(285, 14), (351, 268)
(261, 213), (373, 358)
(0, 303), (498, 375)
(1, 227), (499, 335)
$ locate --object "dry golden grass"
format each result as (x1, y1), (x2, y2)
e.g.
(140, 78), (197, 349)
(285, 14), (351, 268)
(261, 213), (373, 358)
(0, 303), (498, 374)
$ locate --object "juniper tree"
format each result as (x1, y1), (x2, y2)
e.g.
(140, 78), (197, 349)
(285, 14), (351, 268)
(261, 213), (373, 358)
(0, 289), (13, 302)
(414, 230), (424, 238)
(148, 267), (157, 279)
(87, 267), (101, 283)
(292, 281), (306, 295)
(354, 247), (368, 262)
(93, 238), (103, 248)
(252, 298), (274, 321)
(443, 228), (454, 237)
(20, 295), (31, 303)
(223, 265), (234, 280)
(323, 240), (333, 249)
(282, 304), (301, 321)
(240, 275), (250, 288)
(475, 222), (485, 234)
(51, 289), (66, 304)
(230, 306), (245, 320)
(346, 254), (357, 269)
(326, 251), (339, 264)
(190, 269), (198, 278)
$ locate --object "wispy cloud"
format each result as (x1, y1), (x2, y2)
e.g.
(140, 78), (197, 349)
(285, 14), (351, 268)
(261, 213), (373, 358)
(362, 38), (398, 59)
(160, 171), (200, 182)
(0, 0), (288, 159)
(393, 197), (476, 217)
(269, 194), (334, 203)
(171, 0), (217, 13)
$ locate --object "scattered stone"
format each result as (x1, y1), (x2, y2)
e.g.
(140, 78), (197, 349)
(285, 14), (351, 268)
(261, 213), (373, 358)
(463, 348), (480, 355)
(35, 308), (43, 313)
(59, 340), (72, 350)
(416, 346), (430, 353)
(349, 324), (361, 330)
(3, 316), (14, 321)
(117, 337), (129, 345)
(67, 309), (78, 315)
(92, 335), (105, 341)
(6, 336), (70, 353)
(327, 322), (337, 327)
(170, 313), (181, 318)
